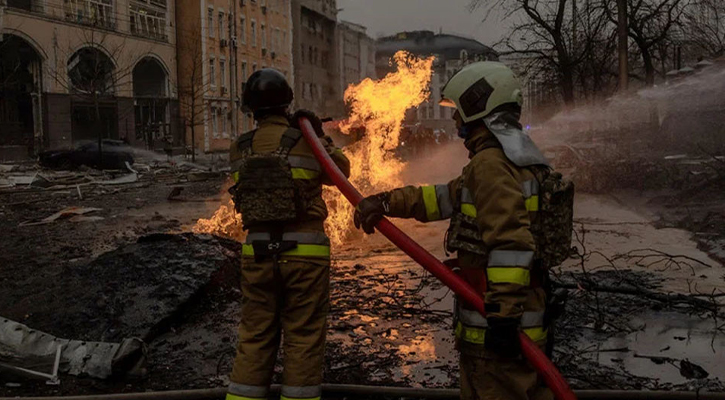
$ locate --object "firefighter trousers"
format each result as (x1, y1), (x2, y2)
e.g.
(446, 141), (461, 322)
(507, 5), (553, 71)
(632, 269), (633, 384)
(228, 257), (329, 400)
(460, 351), (553, 400)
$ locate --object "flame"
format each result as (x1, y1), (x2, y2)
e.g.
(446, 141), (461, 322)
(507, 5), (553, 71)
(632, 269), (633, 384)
(192, 187), (245, 242)
(325, 51), (435, 245)
(193, 51), (434, 247)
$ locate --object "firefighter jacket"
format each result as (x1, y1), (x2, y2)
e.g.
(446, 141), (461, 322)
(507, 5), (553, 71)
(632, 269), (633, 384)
(229, 114), (350, 261)
(385, 125), (548, 351)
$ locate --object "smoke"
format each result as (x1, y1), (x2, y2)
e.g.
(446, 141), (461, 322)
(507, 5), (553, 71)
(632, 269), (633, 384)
(399, 141), (469, 186)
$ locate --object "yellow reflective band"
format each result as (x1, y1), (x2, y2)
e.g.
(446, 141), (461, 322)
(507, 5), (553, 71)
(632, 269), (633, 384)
(242, 244), (330, 258)
(455, 322), (547, 345)
(421, 185), (441, 221)
(291, 168), (320, 180)
(486, 267), (531, 286)
(461, 203), (477, 217)
(232, 171), (240, 183)
(525, 195), (539, 212)
(281, 397), (321, 400)
(227, 395), (265, 400)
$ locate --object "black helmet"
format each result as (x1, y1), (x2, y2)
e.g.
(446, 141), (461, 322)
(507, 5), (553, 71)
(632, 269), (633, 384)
(242, 68), (293, 113)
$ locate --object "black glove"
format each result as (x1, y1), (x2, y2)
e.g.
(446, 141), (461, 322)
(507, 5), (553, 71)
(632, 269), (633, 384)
(484, 317), (522, 358)
(290, 109), (324, 137)
(353, 192), (391, 234)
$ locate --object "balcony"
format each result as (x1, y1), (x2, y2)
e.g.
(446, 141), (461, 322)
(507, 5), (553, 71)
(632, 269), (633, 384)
(64, 0), (116, 30)
(129, 0), (168, 41)
(7, 0), (43, 13)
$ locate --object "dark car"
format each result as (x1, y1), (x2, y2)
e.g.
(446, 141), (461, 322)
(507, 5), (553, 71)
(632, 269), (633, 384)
(39, 140), (135, 170)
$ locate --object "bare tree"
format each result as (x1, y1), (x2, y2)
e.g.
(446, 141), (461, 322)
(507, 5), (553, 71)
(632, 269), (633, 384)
(605, 0), (689, 86)
(51, 29), (145, 166)
(472, 0), (612, 106)
(176, 25), (213, 163)
(684, 0), (725, 58)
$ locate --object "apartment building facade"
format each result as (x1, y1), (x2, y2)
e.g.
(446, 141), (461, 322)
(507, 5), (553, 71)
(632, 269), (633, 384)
(291, 0), (341, 118)
(337, 20), (375, 97)
(0, 0), (179, 159)
(176, 0), (293, 155)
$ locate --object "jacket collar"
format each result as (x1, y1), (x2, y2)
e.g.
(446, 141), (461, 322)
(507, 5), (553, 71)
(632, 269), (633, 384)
(463, 125), (500, 159)
(257, 114), (290, 127)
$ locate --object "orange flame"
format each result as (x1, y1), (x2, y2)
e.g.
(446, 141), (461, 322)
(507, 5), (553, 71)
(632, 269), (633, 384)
(194, 51), (434, 247)
(192, 189), (245, 242)
(325, 51), (435, 245)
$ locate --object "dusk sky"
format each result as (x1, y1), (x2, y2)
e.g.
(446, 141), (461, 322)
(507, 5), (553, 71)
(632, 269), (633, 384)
(337, 0), (510, 46)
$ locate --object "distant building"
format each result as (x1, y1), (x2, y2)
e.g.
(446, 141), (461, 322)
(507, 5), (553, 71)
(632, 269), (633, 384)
(1, 0), (179, 160)
(376, 30), (498, 135)
(337, 20), (376, 98)
(176, 0), (293, 155)
(291, 0), (342, 118)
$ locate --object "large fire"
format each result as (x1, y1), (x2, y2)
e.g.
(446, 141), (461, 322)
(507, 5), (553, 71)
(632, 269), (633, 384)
(325, 51), (435, 245)
(194, 51), (435, 246)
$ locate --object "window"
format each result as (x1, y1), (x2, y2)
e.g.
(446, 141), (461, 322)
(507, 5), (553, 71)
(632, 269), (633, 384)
(218, 12), (225, 40)
(240, 16), (246, 44)
(209, 57), (216, 88)
(242, 61), (248, 81)
(301, 46), (305, 64)
(220, 59), (227, 89)
(308, 45), (313, 64)
(252, 63), (257, 73)
(261, 23), (266, 50)
(275, 28), (280, 52)
(130, 2), (167, 40)
(283, 31), (287, 50)
(211, 106), (218, 136)
(251, 19), (257, 47)
(222, 107), (228, 137)
(207, 8), (214, 37)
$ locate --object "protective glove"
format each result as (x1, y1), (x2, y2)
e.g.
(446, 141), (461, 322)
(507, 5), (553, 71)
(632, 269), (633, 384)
(290, 109), (324, 137)
(484, 317), (522, 358)
(353, 192), (391, 234)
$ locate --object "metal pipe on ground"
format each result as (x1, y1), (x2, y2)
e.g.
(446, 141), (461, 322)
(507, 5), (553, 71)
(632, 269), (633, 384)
(3, 385), (725, 400)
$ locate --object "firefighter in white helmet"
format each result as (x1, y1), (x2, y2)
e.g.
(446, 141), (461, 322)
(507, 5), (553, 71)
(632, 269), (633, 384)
(355, 61), (564, 400)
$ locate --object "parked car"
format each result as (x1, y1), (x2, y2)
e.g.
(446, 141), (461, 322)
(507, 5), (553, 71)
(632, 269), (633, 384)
(39, 140), (135, 170)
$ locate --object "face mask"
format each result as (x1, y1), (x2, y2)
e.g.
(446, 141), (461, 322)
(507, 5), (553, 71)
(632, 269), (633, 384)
(457, 124), (472, 139)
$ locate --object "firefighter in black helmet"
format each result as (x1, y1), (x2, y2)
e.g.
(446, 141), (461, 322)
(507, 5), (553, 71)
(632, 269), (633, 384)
(227, 68), (350, 400)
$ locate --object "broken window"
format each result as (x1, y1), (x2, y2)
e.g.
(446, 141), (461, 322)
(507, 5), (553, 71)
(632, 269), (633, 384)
(67, 47), (116, 95)
(130, 0), (168, 40)
(63, 0), (114, 29)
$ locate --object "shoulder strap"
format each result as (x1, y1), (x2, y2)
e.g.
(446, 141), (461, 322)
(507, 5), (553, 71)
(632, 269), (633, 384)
(275, 128), (303, 158)
(236, 130), (257, 157)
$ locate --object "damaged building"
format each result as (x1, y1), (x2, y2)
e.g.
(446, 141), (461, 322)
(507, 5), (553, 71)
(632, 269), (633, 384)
(0, 0), (180, 161)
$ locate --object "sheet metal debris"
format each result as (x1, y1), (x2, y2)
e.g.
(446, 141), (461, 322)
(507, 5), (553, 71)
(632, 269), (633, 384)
(0, 318), (146, 380)
(19, 207), (102, 227)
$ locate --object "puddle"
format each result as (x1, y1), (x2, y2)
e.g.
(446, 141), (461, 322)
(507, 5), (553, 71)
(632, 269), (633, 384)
(577, 311), (725, 384)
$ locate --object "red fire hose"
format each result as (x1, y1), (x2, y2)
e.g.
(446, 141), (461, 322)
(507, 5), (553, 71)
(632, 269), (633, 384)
(300, 118), (576, 400)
